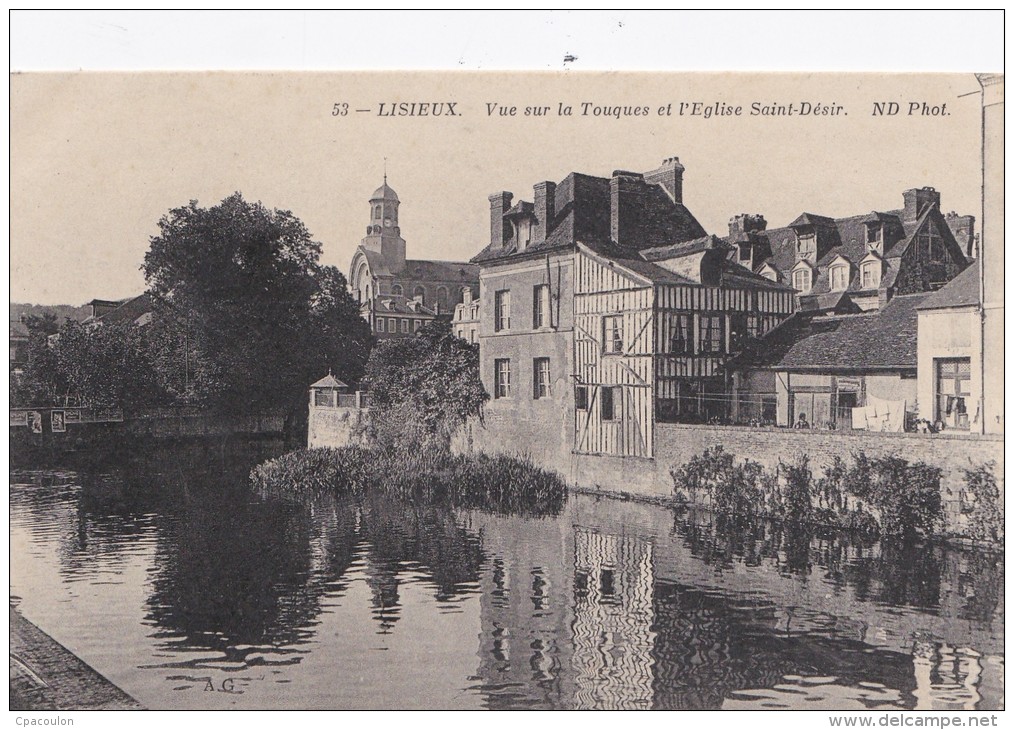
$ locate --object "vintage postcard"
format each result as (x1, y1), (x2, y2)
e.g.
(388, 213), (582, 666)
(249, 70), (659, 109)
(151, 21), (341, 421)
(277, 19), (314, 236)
(9, 68), (1003, 716)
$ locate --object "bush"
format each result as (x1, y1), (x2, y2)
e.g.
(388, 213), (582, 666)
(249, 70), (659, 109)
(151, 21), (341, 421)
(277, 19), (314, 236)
(961, 461), (1003, 544)
(671, 448), (945, 540)
(250, 446), (567, 517)
(250, 446), (372, 497)
(670, 446), (766, 518)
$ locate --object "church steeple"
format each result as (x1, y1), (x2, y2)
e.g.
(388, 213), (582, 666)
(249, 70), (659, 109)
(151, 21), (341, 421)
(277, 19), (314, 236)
(362, 176), (406, 272)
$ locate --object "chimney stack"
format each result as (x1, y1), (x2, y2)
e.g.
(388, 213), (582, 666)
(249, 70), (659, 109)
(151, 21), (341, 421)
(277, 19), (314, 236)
(533, 181), (556, 242)
(728, 213), (767, 239)
(610, 171), (648, 246)
(903, 187), (941, 221)
(644, 156), (685, 204)
(488, 191), (513, 247)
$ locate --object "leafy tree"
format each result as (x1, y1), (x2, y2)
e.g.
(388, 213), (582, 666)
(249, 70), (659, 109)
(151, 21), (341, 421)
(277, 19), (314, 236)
(142, 193), (372, 415)
(363, 318), (488, 451)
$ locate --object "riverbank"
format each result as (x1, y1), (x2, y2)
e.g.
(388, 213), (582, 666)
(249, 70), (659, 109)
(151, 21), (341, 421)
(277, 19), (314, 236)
(10, 606), (143, 710)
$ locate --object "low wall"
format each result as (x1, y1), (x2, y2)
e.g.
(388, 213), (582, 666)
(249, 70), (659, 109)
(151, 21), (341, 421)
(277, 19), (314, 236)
(458, 417), (1004, 540)
(653, 421), (1001, 535)
(308, 406), (367, 449)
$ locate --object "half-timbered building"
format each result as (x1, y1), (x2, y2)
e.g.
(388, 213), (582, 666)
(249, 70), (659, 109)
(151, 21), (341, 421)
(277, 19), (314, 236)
(572, 239), (795, 459)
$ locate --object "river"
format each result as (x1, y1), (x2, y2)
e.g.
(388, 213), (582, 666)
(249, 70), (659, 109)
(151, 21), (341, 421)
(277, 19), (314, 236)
(9, 443), (1004, 710)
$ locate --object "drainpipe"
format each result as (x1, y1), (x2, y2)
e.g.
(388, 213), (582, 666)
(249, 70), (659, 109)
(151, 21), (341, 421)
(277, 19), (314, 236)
(978, 80), (987, 436)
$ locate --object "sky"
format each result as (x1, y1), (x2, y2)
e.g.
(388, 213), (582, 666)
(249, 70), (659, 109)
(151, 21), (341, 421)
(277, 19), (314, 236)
(10, 71), (986, 305)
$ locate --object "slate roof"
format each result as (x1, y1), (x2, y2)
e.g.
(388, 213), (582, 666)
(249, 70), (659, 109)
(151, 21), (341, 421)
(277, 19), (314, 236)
(472, 170), (706, 265)
(917, 260), (980, 310)
(396, 259), (479, 283)
(362, 294), (437, 316)
(580, 239), (794, 291)
(736, 292), (929, 372)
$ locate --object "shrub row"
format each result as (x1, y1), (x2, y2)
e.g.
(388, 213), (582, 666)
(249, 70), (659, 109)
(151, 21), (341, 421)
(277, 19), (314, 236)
(670, 446), (956, 540)
(251, 446), (567, 517)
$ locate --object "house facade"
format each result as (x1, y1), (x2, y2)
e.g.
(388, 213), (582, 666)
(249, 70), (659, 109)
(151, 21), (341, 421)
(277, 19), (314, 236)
(348, 179), (479, 316)
(452, 286), (480, 344)
(733, 292), (928, 430)
(729, 187), (974, 315)
(360, 294), (437, 339)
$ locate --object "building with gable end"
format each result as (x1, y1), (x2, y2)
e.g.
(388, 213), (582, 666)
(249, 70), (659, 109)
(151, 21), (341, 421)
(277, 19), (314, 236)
(726, 187), (974, 315)
(348, 178), (479, 336)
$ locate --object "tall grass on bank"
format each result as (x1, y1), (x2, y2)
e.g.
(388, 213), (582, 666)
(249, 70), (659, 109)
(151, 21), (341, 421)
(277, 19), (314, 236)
(250, 446), (568, 517)
(250, 446), (372, 497)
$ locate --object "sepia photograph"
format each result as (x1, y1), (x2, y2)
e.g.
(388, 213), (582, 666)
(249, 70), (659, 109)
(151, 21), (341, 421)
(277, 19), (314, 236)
(7, 11), (1005, 721)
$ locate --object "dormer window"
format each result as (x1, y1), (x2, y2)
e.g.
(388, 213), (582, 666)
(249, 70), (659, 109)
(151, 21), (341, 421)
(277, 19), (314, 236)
(866, 223), (883, 253)
(796, 232), (816, 262)
(830, 264), (849, 291)
(792, 266), (812, 293)
(759, 264), (779, 282)
(514, 218), (533, 252)
(860, 260), (881, 289)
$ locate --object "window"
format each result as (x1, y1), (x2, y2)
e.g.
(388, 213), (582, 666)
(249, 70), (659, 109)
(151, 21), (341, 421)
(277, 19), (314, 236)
(600, 386), (618, 421)
(861, 261), (880, 289)
(389, 318), (398, 333)
(830, 265), (849, 291)
(374, 205), (381, 220)
(401, 319), (409, 333)
(436, 286), (448, 313)
(533, 358), (551, 399)
(729, 313), (749, 351)
(866, 224), (880, 244)
(667, 314), (691, 354)
(603, 315), (624, 354)
(469, 330), (476, 344)
(495, 290), (511, 331)
(797, 233), (816, 261)
(760, 267), (778, 282)
(575, 385), (588, 410)
(698, 315), (724, 354)
(936, 358), (971, 430)
(533, 284), (550, 328)
(747, 314), (764, 338)
(414, 319), (422, 332)
(792, 268), (812, 293)
(413, 286), (426, 304)
(377, 318), (385, 333)
(494, 359), (511, 399)
(391, 284), (403, 296)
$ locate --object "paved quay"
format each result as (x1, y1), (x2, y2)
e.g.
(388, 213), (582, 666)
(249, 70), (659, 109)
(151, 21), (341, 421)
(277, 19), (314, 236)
(10, 606), (143, 710)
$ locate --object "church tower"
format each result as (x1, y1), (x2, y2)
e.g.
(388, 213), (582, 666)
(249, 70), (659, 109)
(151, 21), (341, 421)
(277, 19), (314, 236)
(362, 177), (406, 273)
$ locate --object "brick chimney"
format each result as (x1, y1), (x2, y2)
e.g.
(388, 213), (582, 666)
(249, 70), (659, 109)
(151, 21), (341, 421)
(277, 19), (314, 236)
(533, 181), (556, 242)
(610, 171), (652, 246)
(488, 191), (513, 247)
(644, 156), (685, 204)
(903, 187), (941, 221)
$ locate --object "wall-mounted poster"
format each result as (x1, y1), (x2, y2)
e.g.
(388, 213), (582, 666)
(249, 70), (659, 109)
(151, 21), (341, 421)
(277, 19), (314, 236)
(28, 411), (43, 434)
(51, 410), (66, 433)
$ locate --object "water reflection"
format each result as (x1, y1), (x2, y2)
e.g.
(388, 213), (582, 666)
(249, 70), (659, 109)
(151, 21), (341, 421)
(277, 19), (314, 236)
(8, 445), (1005, 710)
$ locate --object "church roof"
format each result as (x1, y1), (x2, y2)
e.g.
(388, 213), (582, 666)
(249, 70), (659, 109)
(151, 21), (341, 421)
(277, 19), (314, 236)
(398, 259), (479, 283)
(371, 181), (399, 202)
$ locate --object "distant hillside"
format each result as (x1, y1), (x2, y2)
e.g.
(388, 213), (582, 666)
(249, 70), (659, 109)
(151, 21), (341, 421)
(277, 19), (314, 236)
(10, 303), (92, 324)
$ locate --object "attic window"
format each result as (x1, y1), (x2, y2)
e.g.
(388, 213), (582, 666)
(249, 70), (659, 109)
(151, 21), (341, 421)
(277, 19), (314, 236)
(797, 233), (816, 261)
(792, 268), (812, 293)
(861, 260), (881, 289)
(830, 265), (849, 291)
(760, 267), (778, 282)
(866, 224), (881, 245)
